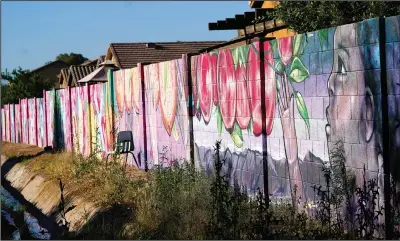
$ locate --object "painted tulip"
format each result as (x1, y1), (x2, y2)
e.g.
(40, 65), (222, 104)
(210, 53), (218, 105)
(278, 37), (293, 66)
(114, 70), (125, 113)
(159, 61), (178, 136)
(190, 56), (199, 116)
(131, 68), (141, 114)
(148, 64), (160, 110)
(217, 48), (236, 132)
(235, 49), (251, 129)
(124, 68), (133, 113)
(247, 41), (276, 136)
(198, 53), (213, 124)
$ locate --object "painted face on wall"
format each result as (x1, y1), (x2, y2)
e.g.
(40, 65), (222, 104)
(326, 23), (383, 185)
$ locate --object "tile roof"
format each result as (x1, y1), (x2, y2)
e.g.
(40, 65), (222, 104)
(81, 55), (106, 66)
(67, 65), (97, 86)
(108, 41), (225, 69)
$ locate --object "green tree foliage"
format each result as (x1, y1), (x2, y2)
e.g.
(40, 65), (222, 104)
(267, 1), (400, 33)
(56, 52), (88, 66)
(1, 67), (55, 105)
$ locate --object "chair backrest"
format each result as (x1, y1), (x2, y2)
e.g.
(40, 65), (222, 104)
(116, 131), (134, 153)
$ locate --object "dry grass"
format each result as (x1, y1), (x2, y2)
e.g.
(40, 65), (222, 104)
(1, 141), (149, 206)
(1, 141), (43, 157)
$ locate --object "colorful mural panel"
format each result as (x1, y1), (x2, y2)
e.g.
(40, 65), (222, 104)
(1, 108), (5, 141)
(10, 104), (15, 143)
(28, 99), (37, 145)
(5, 105), (10, 142)
(15, 104), (21, 143)
(45, 90), (55, 148)
(36, 98), (46, 147)
(89, 81), (114, 156)
(55, 89), (72, 150)
(113, 67), (144, 167)
(20, 99), (29, 144)
(143, 59), (190, 168)
(71, 86), (90, 155)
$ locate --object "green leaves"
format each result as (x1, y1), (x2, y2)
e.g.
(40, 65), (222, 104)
(230, 122), (243, 148)
(232, 45), (249, 69)
(274, 59), (285, 75)
(293, 34), (303, 56)
(318, 28), (329, 50)
(216, 106), (223, 136)
(294, 91), (310, 137)
(289, 57), (309, 83)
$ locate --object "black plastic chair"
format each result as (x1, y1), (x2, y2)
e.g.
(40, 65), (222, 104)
(106, 131), (139, 168)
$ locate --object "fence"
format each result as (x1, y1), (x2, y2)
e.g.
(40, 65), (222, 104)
(1, 16), (399, 206)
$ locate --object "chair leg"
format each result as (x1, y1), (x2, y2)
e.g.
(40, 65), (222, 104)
(129, 152), (139, 168)
(124, 153), (129, 169)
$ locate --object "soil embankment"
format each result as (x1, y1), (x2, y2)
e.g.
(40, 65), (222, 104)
(1, 154), (102, 237)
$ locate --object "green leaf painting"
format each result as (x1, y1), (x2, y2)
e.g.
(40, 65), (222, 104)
(172, 122), (179, 141)
(318, 28), (329, 50)
(274, 59), (284, 75)
(216, 106), (223, 136)
(232, 45), (249, 68)
(294, 91), (310, 137)
(163, 61), (168, 92)
(293, 34), (303, 56)
(270, 39), (278, 54)
(289, 57), (309, 83)
(231, 122), (244, 148)
(247, 118), (253, 135)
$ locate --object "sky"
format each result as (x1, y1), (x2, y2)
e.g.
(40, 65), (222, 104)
(1, 1), (250, 72)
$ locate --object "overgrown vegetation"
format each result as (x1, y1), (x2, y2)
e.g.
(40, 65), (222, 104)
(261, 1), (400, 33)
(2, 140), (399, 239)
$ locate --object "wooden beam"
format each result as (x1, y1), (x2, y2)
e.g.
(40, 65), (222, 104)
(208, 22), (219, 30)
(238, 19), (287, 36)
(244, 11), (256, 22)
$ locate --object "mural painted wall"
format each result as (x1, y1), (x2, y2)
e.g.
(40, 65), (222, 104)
(4, 105), (10, 142)
(28, 99), (37, 146)
(386, 15), (400, 187)
(20, 99), (29, 144)
(89, 80), (114, 155)
(36, 98), (46, 147)
(9, 104), (15, 143)
(15, 104), (21, 143)
(113, 67), (145, 167)
(45, 90), (55, 148)
(55, 89), (72, 150)
(1, 108), (5, 141)
(1, 16), (398, 211)
(71, 86), (90, 156)
(143, 59), (191, 168)
(190, 16), (400, 206)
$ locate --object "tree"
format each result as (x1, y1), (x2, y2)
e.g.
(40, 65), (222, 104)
(56, 52), (89, 66)
(266, 1), (400, 33)
(1, 67), (55, 106)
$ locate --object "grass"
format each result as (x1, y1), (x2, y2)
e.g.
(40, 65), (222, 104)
(2, 140), (399, 240)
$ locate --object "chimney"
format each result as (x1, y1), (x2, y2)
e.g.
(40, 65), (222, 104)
(146, 42), (157, 49)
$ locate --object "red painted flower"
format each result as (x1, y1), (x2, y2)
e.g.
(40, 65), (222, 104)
(159, 61), (178, 136)
(235, 49), (251, 129)
(210, 53), (218, 105)
(114, 70), (125, 113)
(217, 49), (236, 132)
(247, 41), (276, 136)
(278, 37), (293, 66)
(190, 56), (199, 116)
(198, 53), (213, 124)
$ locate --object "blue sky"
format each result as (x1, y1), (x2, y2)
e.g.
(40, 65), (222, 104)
(1, 1), (250, 72)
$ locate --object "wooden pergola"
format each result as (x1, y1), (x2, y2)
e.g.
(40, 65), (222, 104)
(207, 8), (286, 37)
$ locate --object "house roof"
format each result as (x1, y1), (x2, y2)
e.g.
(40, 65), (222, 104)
(81, 55), (106, 66)
(31, 60), (69, 73)
(107, 41), (225, 69)
(67, 65), (97, 86)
